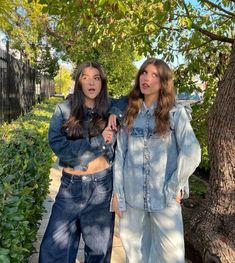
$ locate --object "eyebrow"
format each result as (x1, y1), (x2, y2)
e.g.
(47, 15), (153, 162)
(81, 73), (101, 77)
(143, 69), (158, 75)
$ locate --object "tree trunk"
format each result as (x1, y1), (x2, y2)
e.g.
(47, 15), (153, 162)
(183, 40), (235, 262)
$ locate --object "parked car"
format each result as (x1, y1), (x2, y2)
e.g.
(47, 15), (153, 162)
(176, 91), (202, 105)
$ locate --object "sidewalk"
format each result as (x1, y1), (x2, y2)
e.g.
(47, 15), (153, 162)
(29, 164), (126, 263)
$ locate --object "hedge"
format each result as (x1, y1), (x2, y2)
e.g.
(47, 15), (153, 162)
(0, 97), (61, 263)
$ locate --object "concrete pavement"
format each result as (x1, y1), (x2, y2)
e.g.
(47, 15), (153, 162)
(28, 164), (126, 263)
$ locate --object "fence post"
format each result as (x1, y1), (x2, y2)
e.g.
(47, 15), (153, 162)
(6, 39), (10, 122)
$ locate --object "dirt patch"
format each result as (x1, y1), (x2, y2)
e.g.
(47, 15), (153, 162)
(185, 242), (203, 263)
(183, 190), (205, 263)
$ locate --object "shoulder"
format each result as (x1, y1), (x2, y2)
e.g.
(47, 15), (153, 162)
(170, 103), (192, 121)
(53, 99), (71, 119)
(56, 99), (71, 110)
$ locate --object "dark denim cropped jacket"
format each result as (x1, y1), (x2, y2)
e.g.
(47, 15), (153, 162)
(48, 98), (125, 171)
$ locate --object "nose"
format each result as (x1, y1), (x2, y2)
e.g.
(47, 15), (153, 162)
(88, 78), (95, 85)
(143, 73), (150, 81)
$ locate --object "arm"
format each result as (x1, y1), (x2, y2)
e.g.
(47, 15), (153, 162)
(166, 106), (201, 199)
(111, 128), (128, 215)
(48, 103), (109, 167)
(109, 96), (128, 129)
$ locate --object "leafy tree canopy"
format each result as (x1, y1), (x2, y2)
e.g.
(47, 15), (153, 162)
(54, 66), (72, 96)
(36, 0), (234, 169)
(0, 0), (59, 77)
(37, 0), (234, 97)
(1, 0), (234, 169)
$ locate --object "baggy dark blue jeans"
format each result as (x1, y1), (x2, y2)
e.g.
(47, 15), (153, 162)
(39, 167), (115, 263)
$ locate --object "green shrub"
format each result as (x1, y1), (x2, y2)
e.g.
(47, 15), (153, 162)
(189, 175), (208, 196)
(0, 97), (61, 262)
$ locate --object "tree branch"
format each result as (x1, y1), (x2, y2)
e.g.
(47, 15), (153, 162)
(147, 20), (186, 33)
(181, 0), (234, 44)
(46, 26), (75, 47)
(196, 27), (234, 44)
(170, 40), (214, 52)
(203, 6), (234, 19)
(201, 0), (235, 18)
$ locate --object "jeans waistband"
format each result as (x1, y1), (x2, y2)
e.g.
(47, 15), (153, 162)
(62, 167), (112, 181)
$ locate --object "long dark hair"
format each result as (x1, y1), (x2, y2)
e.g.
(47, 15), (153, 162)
(63, 61), (109, 138)
(125, 58), (175, 136)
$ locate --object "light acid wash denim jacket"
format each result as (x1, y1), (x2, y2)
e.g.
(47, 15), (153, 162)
(48, 98), (124, 171)
(113, 102), (201, 211)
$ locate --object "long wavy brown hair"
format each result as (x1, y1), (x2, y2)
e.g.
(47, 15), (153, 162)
(125, 58), (175, 136)
(63, 61), (109, 139)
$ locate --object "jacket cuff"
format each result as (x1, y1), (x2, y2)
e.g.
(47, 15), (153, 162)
(166, 182), (188, 204)
(109, 107), (124, 126)
(110, 193), (126, 212)
(90, 134), (107, 151)
(181, 184), (189, 199)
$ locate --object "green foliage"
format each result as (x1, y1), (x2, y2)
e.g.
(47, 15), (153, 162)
(173, 41), (231, 170)
(36, 45), (60, 78)
(9, 0), (233, 171)
(98, 47), (137, 98)
(68, 44), (137, 98)
(171, 0), (233, 146)
(0, 0), (14, 32)
(0, 97), (60, 262)
(191, 103), (210, 170)
(54, 66), (73, 96)
(0, 0), (59, 77)
(189, 175), (208, 196)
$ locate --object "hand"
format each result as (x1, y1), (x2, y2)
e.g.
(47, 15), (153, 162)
(112, 193), (122, 218)
(102, 127), (113, 144)
(108, 114), (117, 131)
(176, 190), (183, 204)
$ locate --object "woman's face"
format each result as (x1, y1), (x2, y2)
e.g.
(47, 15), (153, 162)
(80, 66), (102, 108)
(139, 64), (161, 104)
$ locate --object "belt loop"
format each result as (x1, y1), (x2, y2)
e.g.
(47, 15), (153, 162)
(70, 174), (74, 184)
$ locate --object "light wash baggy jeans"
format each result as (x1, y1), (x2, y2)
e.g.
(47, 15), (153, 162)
(119, 203), (185, 263)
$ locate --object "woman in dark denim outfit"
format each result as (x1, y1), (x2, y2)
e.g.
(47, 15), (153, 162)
(39, 61), (120, 263)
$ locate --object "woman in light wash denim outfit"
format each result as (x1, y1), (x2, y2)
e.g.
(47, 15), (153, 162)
(39, 61), (121, 263)
(111, 58), (201, 263)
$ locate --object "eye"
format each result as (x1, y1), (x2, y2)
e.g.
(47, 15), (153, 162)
(94, 76), (101, 81)
(152, 73), (158, 78)
(142, 70), (147, 75)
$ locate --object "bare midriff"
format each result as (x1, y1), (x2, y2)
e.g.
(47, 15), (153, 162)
(63, 156), (110, 175)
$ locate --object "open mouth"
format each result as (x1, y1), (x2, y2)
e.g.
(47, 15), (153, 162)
(141, 83), (149, 89)
(88, 88), (96, 92)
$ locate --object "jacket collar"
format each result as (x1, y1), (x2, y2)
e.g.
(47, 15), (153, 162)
(140, 101), (157, 116)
